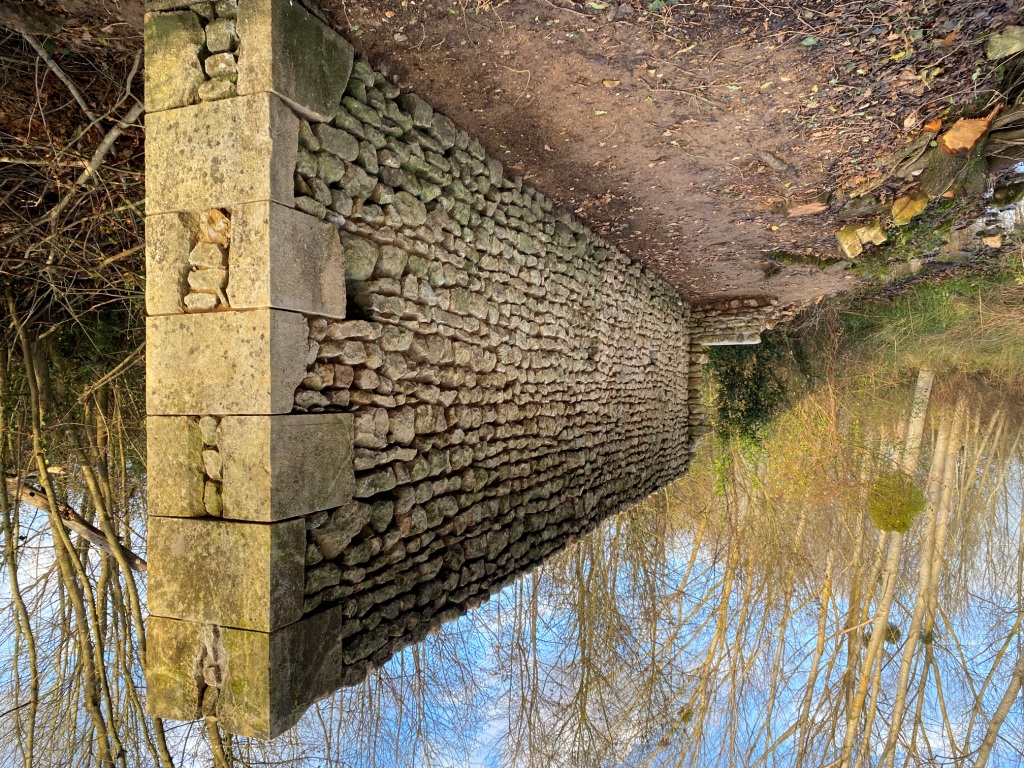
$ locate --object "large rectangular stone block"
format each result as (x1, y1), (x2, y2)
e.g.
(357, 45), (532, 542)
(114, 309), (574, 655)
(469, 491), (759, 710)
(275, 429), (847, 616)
(146, 203), (346, 318)
(228, 202), (346, 318)
(147, 516), (305, 632)
(236, 0), (353, 122)
(147, 416), (206, 518)
(144, 10), (206, 113)
(148, 413), (354, 522)
(145, 93), (298, 215)
(146, 211), (198, 316)
(219, 413), (354, 522)
(147, 606), (352, 738)
(147, 308), (309, 415)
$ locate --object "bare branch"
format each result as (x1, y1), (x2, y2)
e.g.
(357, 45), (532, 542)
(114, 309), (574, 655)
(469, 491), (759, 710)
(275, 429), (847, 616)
(5, 477), (147, 573)
(21, 32), (97, 124)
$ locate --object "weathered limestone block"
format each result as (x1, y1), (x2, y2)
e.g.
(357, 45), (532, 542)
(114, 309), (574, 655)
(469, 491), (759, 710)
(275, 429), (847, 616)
(146, 308), (308, 415)
(148, 515), (305, 631)
(228, 202), (346, 317)
(147, 416), (207, 518)
(146, 211), (202, 315)
(146, 93), (298, 215)
(144, 10), (206, 113)
(146, 604), (360, 738)
(236, 0), (354, 122)
(218, 413), (354, 522)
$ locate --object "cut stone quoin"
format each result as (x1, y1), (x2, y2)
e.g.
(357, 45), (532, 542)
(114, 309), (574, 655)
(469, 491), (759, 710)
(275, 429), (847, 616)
(145, 308), (310, 415)
(145, 93), (299, 215)
(219, 414), (355, 522)
(235, 0), (354, 122)
(227, 202), (346, 318)
(147, 515), (306, 632)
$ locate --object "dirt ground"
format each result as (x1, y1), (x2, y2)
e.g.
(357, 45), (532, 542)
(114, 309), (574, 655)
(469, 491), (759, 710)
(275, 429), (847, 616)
(318, 0), (851, 303)
(1, 0), (1014, 306)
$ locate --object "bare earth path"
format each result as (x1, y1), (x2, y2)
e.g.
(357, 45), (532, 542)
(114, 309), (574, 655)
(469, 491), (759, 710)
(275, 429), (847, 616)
(323, 0), (856, 304)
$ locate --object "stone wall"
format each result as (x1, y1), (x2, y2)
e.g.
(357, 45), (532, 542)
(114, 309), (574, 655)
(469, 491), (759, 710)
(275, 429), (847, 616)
(143, 0), (757, 739)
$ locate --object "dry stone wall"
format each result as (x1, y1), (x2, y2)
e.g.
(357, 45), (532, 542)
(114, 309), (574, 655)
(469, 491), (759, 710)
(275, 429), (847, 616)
(277, 58), (696, 663)
(143, 0), (761, 740)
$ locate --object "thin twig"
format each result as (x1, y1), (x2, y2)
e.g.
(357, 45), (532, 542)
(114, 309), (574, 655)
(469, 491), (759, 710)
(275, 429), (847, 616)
(21, 32), (98, 124)
(46, 100), (145, 240)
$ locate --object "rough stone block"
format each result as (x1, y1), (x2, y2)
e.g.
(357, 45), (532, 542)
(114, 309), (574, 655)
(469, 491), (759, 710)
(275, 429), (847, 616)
(218, 413), (354, 522)
(148, 515), (305, 631)
(228, 202), (346, 318)
(144, 10), (206, 113)
(147, 416), (206, 518)
(146, 93), (298, 215)
(145, 616), (207, 723)
(146, 308), (308, 415)
(236, 0), (354, 122)
(146, 211), (200, 315)
(146, 606), (353, 738)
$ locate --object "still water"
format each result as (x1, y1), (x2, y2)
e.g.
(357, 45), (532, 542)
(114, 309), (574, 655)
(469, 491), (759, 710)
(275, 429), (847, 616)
(1, 362), (1022, 767)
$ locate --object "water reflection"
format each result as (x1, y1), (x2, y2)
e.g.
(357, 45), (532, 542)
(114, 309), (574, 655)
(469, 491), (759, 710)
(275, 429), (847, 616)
(209, 374), (1024, 767)
(2, 340), (1024, 767)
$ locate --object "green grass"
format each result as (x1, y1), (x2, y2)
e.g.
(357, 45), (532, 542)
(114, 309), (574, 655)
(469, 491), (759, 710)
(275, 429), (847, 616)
(837, 254), (1024, 394)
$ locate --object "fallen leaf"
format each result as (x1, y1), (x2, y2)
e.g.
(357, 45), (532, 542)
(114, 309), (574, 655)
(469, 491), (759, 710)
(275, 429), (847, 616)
(938, 105), (1002, 155)
(801, 36), (819, 46)
(941, 30), (957, 46)
(788, 201), (828, 217)
(941, 190), (955, 199)
(892, 191), (928, 225)
(198, 209), (231, 247)
(981, 234), (1002, 248)
(923, 118), (942, 133)
(602, 79), (621, 88)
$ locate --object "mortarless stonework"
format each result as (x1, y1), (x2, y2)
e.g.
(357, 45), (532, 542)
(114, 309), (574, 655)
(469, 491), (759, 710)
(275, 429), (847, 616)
(144, 0), (771, 739)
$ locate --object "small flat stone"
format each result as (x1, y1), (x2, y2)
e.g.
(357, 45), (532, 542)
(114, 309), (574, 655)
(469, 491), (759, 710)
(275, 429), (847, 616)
(397, 92), (433, 127)
(342, 96), (382, 128)
(314, 123), (360, 161)
(203, 480), (222, 516)
(205, 18), (237, 53)
(188, 241), (226, 268)
(391, 191), (427, 227)
(295, 196), (328, 219)
(429, 113), (457, 150)
(317, 153), (347, 185)
(198, 416), (219, 445)
(187, 267), (228, 293)
(197, 77), (237, 101)
(183, 292), (219, 311)
(340, 234), (378, 281)
(202, 449), (223, 481)
(204, 52), (237, 80)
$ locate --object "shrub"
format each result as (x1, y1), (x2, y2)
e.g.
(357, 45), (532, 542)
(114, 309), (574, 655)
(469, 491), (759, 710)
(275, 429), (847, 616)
(868, 471), (926, 532)
(706, 331), (790, 441)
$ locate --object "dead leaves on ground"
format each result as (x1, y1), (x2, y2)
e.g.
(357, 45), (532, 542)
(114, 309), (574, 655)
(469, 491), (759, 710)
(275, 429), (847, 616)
(938, 105), (1001, 155)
